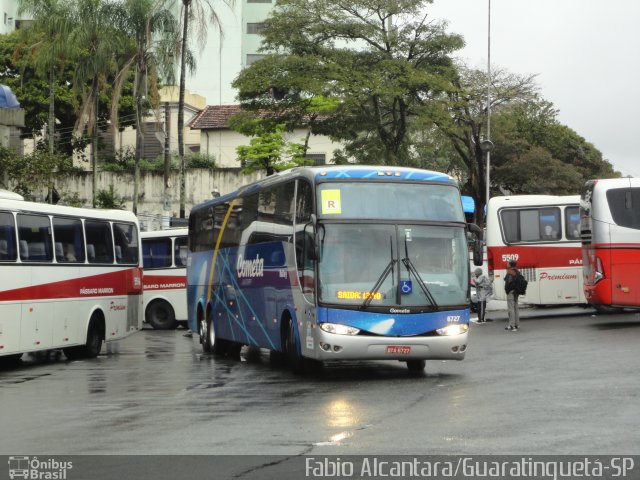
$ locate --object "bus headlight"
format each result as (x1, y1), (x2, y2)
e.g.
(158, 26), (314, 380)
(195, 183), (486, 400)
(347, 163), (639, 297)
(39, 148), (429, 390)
(320, 323), (360, 336)
(436, 324), (469, 336)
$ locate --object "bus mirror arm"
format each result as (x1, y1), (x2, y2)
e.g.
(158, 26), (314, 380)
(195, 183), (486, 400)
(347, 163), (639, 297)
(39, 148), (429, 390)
(467, 223), (484, 266)
(308, 214), (320, 261)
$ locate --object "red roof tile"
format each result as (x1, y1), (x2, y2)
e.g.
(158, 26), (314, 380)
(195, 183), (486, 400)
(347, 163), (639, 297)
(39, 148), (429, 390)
(189, 105), (243, 130)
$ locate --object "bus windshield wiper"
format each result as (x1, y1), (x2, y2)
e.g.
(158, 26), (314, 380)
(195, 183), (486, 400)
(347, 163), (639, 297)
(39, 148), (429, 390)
(360, 236), (396, 309)
(402, 237), (439, 309)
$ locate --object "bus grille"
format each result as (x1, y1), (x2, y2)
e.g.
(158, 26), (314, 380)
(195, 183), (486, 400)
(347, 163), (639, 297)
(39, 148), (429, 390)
(521, 267), (536, 283)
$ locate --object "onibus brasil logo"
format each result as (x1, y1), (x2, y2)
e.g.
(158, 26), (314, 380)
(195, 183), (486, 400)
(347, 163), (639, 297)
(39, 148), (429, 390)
(8, 456), (72, 479)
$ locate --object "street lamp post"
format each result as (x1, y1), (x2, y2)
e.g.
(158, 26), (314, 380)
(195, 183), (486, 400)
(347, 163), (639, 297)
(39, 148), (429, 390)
(485, 0), (492, 224)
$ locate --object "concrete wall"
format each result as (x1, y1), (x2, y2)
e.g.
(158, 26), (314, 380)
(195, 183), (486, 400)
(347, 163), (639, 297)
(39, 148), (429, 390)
(42, 168), (265, 229)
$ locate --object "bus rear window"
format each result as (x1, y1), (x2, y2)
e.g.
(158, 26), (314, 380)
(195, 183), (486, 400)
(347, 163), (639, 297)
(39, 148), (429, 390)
(607, 188), (640, 229)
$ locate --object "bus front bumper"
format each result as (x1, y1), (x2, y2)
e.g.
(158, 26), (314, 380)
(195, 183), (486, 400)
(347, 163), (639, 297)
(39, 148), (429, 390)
(310, 329), (469, 361)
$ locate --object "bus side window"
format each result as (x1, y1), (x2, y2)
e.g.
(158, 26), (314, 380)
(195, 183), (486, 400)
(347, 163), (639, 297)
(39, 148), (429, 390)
(85, 221), (114, 264)
(17, 213), (53, 262)
(175, 237), (188, 267)
(0, 212), (17, 261)
(113, 222), (139, 264)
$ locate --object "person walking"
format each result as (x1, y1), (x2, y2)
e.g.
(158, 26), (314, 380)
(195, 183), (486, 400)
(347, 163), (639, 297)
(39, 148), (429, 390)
(473, 268), (492, 323)
(504, 259), (521, 331)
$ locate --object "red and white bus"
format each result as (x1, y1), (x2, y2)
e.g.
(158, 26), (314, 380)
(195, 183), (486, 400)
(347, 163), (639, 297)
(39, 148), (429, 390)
(0, 190), (143, 362)
(581, 178), (640, 311)
(486, 195), (585, 306)
(141, 228), (188, 329)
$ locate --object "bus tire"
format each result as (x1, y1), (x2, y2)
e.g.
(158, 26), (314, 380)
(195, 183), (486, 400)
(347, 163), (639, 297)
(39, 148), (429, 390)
(0, 353), (23, 366)
(283, 315), (305, 374)
(146, 300), (178, 330)
(64, 314), (104, 359)
(593, 305), (623, 314)
(406, 360), (426, 375)
(202, 310), (215, 353)
(202, 309), (229, 355)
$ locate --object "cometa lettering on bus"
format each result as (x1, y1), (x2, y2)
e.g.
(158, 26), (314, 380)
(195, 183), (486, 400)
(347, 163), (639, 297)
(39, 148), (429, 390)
(236, 254), (264, 278)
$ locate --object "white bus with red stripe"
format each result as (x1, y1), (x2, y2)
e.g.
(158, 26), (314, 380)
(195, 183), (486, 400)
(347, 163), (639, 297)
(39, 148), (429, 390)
(581, 178), (640, 311)
(141, 228), (188, 329)
(486, 195), (585, 305)
(0, 191), (143, 362)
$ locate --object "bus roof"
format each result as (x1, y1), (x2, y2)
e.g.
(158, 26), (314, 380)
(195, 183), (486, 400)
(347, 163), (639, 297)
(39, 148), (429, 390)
(488, 194), (580, 210)
(0, 197), (138, 223)
(191, 165), (459, 215)
(585, 177), (640, 190)
(0, 189), (24, 201)
(141, 228), (188, 239)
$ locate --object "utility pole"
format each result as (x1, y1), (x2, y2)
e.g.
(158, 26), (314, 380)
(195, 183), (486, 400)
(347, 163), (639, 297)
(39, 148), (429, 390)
(163, 102), (171, 229)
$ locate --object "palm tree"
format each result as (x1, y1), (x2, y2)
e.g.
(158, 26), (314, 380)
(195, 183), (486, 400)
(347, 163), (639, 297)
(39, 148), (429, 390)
(177, 0), (233, 218)
(111, 0), (180, 214)
(67, 0), (131, 207)
(17, 0), (73, 203)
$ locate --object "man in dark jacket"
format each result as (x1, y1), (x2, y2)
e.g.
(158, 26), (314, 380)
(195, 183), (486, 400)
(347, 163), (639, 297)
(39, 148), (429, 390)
(504, 260), (520, 331)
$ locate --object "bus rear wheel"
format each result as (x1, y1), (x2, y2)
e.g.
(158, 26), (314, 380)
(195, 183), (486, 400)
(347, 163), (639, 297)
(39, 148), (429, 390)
(146, 300), (178, 330)
(64, 314), (104, 359)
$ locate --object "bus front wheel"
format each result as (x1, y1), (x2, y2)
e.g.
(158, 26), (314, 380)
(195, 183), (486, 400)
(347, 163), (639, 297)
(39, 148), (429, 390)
(202, 311), (229, 355)
(406, 360), (426, 375)
(146, 300), (178, 330)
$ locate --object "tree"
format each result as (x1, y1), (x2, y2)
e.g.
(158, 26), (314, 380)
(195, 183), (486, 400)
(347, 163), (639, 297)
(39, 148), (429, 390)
(0, 145), (73, 201)
(235, 124), (308, 176)
(177, 0), (233, 218)
(434, 66), (538, 223)
(488, 102), (619, 195)
(17, 0), (72, 161)
(112, 0), (180, 214)
(233, 0), (464, 166)
(67, 0), (133, 207)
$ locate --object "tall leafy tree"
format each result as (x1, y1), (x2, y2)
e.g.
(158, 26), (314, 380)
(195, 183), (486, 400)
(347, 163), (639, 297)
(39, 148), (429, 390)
(67, 0), (131, 207)
(489, 102), (619, 195)
(234, 0), (464, 166)
(177, 0), (233, 218)
(17, 0), (72, 161)
(112, 0), (180, 214)
(435, 66), (538, 223)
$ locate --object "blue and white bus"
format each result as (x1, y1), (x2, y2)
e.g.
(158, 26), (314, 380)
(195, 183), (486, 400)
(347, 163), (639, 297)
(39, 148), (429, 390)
(187, 166), (483, 373)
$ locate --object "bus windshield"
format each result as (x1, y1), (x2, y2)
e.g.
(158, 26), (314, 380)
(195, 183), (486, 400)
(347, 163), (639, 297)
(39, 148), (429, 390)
(317, 223), (468, 308)
(317, 183), (464, 222)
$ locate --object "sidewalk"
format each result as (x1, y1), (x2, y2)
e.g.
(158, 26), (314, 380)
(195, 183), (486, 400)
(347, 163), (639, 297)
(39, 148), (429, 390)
(474, 299), (595, 322)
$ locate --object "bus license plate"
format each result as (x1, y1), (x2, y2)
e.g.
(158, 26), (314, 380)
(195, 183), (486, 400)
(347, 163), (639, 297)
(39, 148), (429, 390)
(386, 346), (411, 355)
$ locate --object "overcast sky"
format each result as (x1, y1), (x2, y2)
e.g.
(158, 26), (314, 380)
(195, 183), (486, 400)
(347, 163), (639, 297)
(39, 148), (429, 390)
(428, 0), (640, 177)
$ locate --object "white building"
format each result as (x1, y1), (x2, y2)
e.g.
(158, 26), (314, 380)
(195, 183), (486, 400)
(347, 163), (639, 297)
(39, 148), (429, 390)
(189, 105), (342, 168)
(186, 0), (275, 106)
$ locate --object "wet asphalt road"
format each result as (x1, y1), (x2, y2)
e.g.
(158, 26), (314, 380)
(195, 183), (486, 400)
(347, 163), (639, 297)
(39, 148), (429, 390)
(1, 307), (639, 458)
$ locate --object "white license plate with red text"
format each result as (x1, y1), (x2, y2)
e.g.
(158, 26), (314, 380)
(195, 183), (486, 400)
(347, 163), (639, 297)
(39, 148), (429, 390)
(386, 345), (411, 355)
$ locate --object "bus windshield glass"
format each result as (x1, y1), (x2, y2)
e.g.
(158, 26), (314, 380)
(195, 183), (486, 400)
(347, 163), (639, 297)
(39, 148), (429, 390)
(317, 224), (468, 307)
(317, 183), (464, 222)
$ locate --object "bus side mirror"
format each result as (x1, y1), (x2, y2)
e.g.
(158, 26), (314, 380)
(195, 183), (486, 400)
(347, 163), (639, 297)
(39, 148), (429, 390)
(304, 221), (319, 261)
(468, 223), (484, 266)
